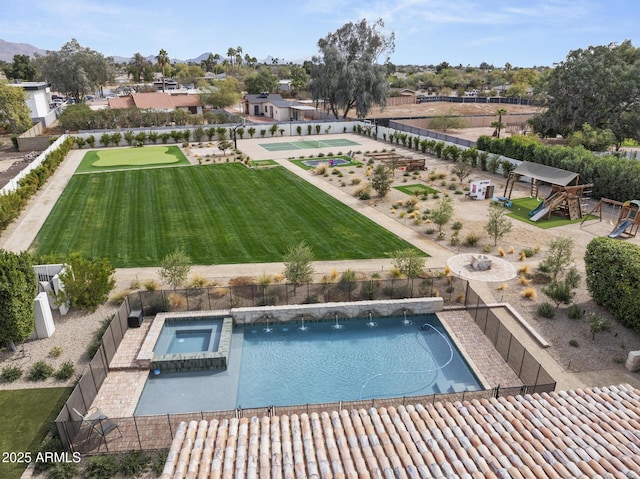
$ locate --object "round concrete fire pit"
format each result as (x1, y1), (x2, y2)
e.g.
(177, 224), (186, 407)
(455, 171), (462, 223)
(446, 254), (517, 282)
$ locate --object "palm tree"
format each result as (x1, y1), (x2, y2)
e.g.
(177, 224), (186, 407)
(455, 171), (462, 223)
(227, 47), (236, 70)
(156, 49), (170, 92)
(491, 108), (508, 138)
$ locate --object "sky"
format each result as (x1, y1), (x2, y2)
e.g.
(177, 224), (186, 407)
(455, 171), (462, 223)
(1, 0), (638, 68)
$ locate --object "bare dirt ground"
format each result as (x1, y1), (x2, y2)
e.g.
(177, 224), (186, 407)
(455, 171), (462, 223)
(367, 100), (545, 118)
(0, 135), (41, 189)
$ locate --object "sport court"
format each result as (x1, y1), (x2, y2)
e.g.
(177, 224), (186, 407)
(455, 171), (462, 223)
(259, 138), (360, 152)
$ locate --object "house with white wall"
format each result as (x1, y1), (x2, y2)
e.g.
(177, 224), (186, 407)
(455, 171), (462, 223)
(7, 81), (57, 126)
(243, 93), (315, 121)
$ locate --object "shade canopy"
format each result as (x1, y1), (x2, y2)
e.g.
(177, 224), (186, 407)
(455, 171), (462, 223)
(512, 161), (578, 186)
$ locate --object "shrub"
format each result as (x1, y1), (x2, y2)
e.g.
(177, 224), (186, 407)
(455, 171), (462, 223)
(229, 276), (255, 287)
(54, 361), (75, 380)
(189, 274), (209, 288)
(45, 462), (79, 479)
(49, 346), (63, 358)
(168, 292), (187, 310)
(585, 237), (640, 330)
(521, 287), (537, 300)
(86, 316), (113, 359)
(518, 264), (530, 275)
(519, 274), (531, 286)
(569, 339), (579, 348)
(34, 436), (65, 472)
(151, 450), (169, 476)
(464, 232), (480, 246)
(120, 450), (150, 478)
(110, 290), (129, 305)
(567, 304), (582, 319)
(144, 279), (159, 291)
(522, 248), (537, 257)
(537, 302), (555, 318)
(0, 365), (23, 383)
(28, 361), (54, 381)
(451, 221), (463, 231)
(84, 455), (119, 479)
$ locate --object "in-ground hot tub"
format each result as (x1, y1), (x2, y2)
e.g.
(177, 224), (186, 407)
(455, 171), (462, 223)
(137, 313), (233, 372)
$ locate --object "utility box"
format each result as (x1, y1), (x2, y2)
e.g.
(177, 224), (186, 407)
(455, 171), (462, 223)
(34, 292), (55, 338)
(127, 310), (144, 328)
(467, 180), (492, 200)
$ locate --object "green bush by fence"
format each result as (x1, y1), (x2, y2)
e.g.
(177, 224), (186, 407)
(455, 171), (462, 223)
(585, 237), (640, 330)
(0, 137), (74, 234)
(476, 135), (640, 202)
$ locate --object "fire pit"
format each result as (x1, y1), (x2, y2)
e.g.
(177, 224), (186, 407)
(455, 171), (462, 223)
(471, 254), (493, 271)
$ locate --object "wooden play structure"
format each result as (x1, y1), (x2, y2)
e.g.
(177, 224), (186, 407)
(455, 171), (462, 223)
(582, 198), (640, 238)
(365, 152), (426, 172)
(503, 161), (593, 222)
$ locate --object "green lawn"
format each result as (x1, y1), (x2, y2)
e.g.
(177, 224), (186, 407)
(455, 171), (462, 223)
(75, 146), (189, 173)
(32, 164), (418, 267)
(393, 184), (439, 196)
(0, 388), (71, 479)
(250, 159), (278, 167)
(507, 197), (596, 229)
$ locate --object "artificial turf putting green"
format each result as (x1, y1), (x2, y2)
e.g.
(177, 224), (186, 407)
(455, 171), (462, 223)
(291, 156), (362, 170)
(75, 146), (189, 173)
(32, 163), (419, 267)
(0, 387), (71, 479)
(506, 197), (596, 229)
(393, 184), (439, 196)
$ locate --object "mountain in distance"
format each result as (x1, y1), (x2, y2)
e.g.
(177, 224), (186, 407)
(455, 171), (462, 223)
(0, 39), (47, 62)
(0, 39), (303, 66)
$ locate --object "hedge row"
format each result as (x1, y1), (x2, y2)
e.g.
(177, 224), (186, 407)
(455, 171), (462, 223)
(585, 237), (640, 331)
(476, 135), (640, 202)
(0, 137), (74, 233)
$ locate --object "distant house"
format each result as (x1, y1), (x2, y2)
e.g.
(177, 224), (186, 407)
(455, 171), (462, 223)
(277, 79), (293, 92)
(7, 81), (57, 126)
(153, 78), (179, 91)
(108, 92), (203, 115)
(243, 92), (314, 121)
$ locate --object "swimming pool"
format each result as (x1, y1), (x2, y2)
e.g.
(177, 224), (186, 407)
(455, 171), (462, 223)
(136, 314), (481, 415)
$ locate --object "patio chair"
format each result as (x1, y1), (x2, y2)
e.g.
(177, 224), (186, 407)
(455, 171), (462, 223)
(72, 407), (122, 449)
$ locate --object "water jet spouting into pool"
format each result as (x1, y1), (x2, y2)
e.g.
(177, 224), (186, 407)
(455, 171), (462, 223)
(299, 315), (308, 332)
(332, 312), (343, 330)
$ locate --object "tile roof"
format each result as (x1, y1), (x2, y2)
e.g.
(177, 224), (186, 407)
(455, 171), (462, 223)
(107, 92), (202, 110)
(159, 384), (640, 479)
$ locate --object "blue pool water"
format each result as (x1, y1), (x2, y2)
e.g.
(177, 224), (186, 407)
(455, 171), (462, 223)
(154, 318), (223, 355)
(135, 315), (481, 415)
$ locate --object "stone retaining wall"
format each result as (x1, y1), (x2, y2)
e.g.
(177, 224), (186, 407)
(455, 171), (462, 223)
(232, 297), (444, 324)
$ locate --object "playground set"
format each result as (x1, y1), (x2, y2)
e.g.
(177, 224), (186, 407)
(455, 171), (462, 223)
(503, 161), (593, 222)
(365, 152), (426, 172)
(582, 198), (640, 239)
